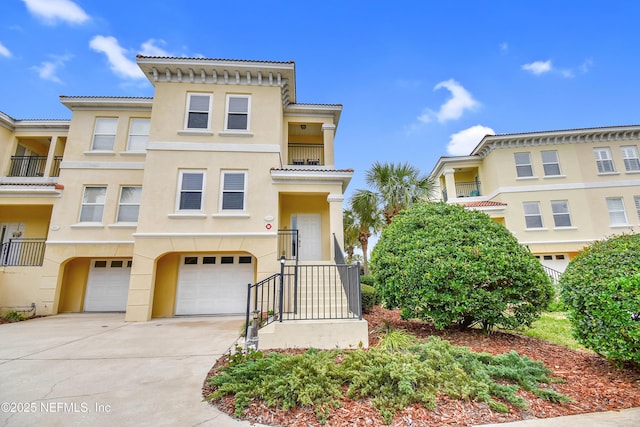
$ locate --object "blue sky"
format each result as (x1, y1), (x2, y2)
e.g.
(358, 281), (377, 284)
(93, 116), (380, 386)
(2, 0), (640, 196)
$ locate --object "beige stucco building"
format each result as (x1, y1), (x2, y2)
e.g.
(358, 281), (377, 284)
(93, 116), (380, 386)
(0, 56), (368, 349)
(430, 126), (640, 272)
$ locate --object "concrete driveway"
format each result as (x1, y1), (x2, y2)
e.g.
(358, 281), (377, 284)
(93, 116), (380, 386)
(0, 313), (255, 427)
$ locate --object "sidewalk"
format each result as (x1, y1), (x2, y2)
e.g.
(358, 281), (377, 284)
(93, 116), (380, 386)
(476, 407), (640, 427)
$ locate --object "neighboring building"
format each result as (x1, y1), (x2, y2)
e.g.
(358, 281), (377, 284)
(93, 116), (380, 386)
(430, 126), (640, 272)
(0, 56), (368, 349)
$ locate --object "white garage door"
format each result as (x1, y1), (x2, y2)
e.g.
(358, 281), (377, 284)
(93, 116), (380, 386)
(175, 254), (253, 315)
(84, 259), (131, 312)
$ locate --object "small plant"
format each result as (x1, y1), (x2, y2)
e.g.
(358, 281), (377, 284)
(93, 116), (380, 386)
(2, 310), (24, 322)
(361, 284), (379, 314)
(376, 328), (416, 351)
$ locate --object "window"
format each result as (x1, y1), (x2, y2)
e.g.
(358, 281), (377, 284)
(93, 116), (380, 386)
(594, 148), (615, 173)
(541, 150), (561, 176)
(80, 186), (107, 222)
(221, 171), (246, 211)
(127, 118), (150, 151)
(621, 146), (640, 172)
(185, 94), (211, 129)
(225, 95), (250, 130)
(94, 260), (107, 268)
(514, 152), (534, 177)
(634, 196), (640, 221)
(111, 260), (123, 268)
(523, 202), (543, 228)
(92, 118), (117, 151)
(606, 197), (628, 225)
(117, 186), (142, 222)
(184, 256), (198, 265)
(177, 171), (205, 211)
(551, 200), (572, 227)
(203, 256), (216, 264)
(221, 256), (234, 264)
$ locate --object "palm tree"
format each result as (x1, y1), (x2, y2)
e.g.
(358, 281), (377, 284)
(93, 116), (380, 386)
(343, 209), (359, 264)
(350, 189), (383, 275)
(365, 161), (435, 224)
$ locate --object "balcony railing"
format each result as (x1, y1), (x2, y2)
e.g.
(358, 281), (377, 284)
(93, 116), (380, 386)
(443, 181), (482, 201)
(288, 144), (324, 166)
(8, 156), (62, 177)
(1, 238), (46, 266)
(277, 229), (299, 260)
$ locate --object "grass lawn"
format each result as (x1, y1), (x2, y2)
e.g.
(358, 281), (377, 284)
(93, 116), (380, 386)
(515, 312), (588, 351)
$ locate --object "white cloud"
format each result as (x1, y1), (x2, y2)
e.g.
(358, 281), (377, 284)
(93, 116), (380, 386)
(89, 36), (145, 80)
(32, 54), (73, 83)
(579, 58), (593, 73)
(420, 79), (479, 123)
(0, 41), (11, 58)
(500, 42), (509, 53)
(22, 0), (89, 25)
(140, 39), (171, 57)
(522, 60), (552, 75)
(447, 125), (495, 156)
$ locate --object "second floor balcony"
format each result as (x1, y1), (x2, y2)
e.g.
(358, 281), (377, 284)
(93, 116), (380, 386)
(442, 181), (482, 202)
(287, 144), (325, 166)
(8, 156), (63, 178)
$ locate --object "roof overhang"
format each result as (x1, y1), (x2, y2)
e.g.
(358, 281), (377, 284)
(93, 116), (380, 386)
(60, 96), (153, 112)
(428, 155), (480, 178)
(270, 168), (353, 192)
(285, 104), (342, 128)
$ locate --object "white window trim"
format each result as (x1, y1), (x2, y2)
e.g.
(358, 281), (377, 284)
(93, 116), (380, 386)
(550, 200), (572, 228)
(594, 147), (616, 174)
(91, 118), (118, 151)
(523, 201), (544, 229)
(621, 145), (640, 172)
(224, 94), (251, 132)
(635, 195), (640, 222)
(606, 197), (629, 226)
(116, 186), (142, 223)
(514, 152), (534, 178)
(176, 170), (206, 212)
(184, 93), (212, 131)
(126, 118), (150, 153)
(219, 171), (247, 212)
(541, 150), (562, 177)
(79, 186), (107, 223)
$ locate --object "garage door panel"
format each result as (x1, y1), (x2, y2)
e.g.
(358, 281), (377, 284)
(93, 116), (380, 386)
(175, 255), (252, 315)
(84, 260), (131, 312)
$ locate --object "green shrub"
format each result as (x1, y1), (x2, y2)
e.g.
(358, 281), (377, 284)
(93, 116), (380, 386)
(370, 202), (554, 331)
(207, 336), (569, 425)
(2, 310), (24, 322)
(560, 233), (640, 364)
(360, 275), (374, 286)
(361, 284), (379, 314)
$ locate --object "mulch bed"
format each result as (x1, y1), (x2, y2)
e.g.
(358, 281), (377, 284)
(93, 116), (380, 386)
(203, 306), (640, 426)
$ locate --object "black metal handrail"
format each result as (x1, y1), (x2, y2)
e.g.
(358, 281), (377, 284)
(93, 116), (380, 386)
(1, 238), (46, 266)
(288, 144), (324, 166)
(277, 229), (299, 260)
(51, 156), (63, 177)
(334, 234), (362, 316)
(7, 156), (62, 177)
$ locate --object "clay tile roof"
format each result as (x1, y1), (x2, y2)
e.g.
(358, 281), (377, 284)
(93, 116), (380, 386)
(462, 201), (507, 208)
(271, 167), (354, 173)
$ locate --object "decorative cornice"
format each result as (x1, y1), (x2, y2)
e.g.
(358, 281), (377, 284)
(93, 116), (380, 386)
(60, 96), (153, 111)
(471, 125), (640, 158)
(136, 56), (296, 107)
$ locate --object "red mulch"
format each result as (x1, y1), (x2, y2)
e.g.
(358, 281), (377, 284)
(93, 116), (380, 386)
(203, 306), (640, 426)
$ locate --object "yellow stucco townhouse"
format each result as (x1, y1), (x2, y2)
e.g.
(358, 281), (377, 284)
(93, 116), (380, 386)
(430, 125), (640, 275)
(0, 56), (368, 349)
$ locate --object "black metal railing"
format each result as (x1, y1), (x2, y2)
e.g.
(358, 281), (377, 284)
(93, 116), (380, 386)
(8, 156), (62, 177)
(334, 234), (361, 315)
(277, 229), (299, 260)
(442, 181), (482, 201)
(288, 144), (324, 166)
(245, 272), (282, 338)
(1, 238), (46, 266)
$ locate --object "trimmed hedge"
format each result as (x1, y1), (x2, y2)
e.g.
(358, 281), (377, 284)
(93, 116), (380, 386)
(370, 202), (553, 331)
(560, 234), (640, 364)
(361, 284), (379, 314)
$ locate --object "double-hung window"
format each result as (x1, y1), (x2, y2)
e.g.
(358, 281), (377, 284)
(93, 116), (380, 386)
(621, 146), (640, 172)
(80, 186), (107, 222)
(185, 94), (211, 129)
(177, 171), (205, 211)
(92, 118), (117, 151)
(635, 196), (640, 221)
(523, 201), (543, 229)
(541, 150), (561, 176)
(117, 186), (142, 222)
(225, 95), (250, 131)
(514, 152), (534, 178)
(551, 200), (572, 227)
(594, 148), (615, 173)
(606, 197), (628, 226)
(127, 118), (150, 151)
(220, 171), (246, 211)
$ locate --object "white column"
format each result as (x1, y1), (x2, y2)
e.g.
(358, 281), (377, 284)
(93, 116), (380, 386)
(327, 193), (344, 259)
(322, 124), (336, 167)
(443, 169), (457, 201)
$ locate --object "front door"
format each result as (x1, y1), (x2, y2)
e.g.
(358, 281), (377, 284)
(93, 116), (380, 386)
(294, 214), (322, 261)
